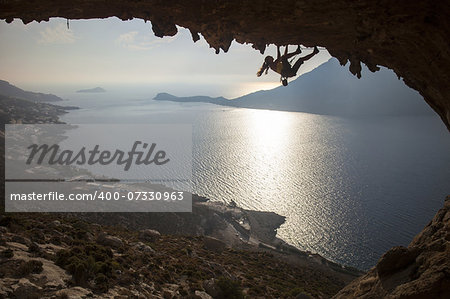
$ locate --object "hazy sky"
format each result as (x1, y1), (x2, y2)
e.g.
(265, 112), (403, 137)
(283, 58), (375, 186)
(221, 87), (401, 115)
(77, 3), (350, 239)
(0, 17), (331, 98)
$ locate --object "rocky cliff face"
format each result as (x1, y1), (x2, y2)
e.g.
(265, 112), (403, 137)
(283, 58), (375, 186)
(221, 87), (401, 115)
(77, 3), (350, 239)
(334, 196), (450, 298)
(1, 0), (449, 130)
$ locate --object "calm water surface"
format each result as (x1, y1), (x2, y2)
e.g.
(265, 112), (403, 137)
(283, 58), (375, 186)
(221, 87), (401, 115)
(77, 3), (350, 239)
(60, 93), (450, 270)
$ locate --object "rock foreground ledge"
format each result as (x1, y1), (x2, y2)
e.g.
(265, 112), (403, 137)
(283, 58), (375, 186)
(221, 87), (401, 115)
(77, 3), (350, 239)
(334, 195), (450, 298)
(1, 0), (449, 130)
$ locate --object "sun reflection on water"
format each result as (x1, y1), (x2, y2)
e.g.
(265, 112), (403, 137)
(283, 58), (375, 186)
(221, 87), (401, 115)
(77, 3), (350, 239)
(244, 109), (296, 210)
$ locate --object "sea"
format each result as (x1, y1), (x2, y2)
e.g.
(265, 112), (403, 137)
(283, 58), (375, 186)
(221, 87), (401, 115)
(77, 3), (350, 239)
(55, 87), (450, 270)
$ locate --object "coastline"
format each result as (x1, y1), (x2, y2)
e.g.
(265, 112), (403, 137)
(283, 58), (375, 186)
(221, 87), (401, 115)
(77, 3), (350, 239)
(47, 99), (363, 277)
(0, 97), (362, 295)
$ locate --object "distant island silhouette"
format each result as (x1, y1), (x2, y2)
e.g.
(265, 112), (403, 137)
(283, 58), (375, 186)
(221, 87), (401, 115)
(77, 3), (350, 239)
(154, 58), (433, 117)
(76, 87), (106, 93)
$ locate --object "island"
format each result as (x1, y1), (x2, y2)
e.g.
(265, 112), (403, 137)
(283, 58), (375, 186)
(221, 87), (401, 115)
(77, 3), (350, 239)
(76, 87), (106, 93)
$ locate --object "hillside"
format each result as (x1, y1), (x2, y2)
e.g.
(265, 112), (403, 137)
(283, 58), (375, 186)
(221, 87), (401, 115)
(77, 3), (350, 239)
(0, 80), (63, 102)
(0, 95), (68, 125)
(154, 59), (433, 117)
(0, 211), (358, 298)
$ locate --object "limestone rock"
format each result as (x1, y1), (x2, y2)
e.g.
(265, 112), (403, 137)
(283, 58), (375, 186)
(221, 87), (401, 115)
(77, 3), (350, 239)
(133, 241), (155, 254)
(138, 229), (161, 243)
(97, 233), (124, 249)
(12, 278), (42, 299)
(203, 236), (227, 253)
(195, 290), (213, 299)
(56, 286), (93, 298)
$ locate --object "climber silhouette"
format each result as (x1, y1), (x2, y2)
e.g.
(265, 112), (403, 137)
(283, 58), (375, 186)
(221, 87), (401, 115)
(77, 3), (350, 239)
(257, 45), (319, 86)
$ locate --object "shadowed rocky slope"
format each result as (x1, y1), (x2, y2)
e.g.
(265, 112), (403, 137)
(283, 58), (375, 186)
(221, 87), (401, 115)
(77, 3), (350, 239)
(1, 0), (449, 130)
